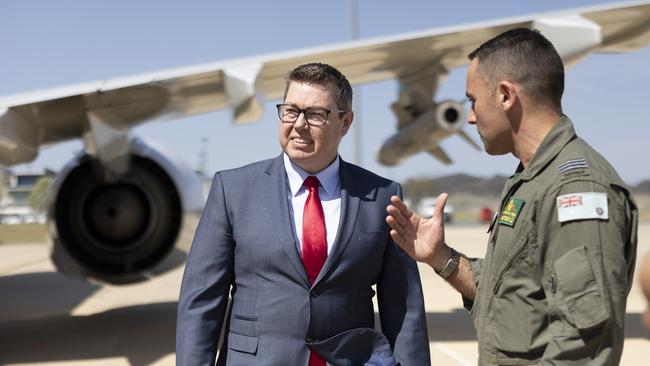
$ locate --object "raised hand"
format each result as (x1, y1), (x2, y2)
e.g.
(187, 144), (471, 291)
(385, 193), (450, 271)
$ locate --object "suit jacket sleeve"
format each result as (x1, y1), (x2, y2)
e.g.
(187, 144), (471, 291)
(377, 183), (431, 365)
(176, 172), (234, 365)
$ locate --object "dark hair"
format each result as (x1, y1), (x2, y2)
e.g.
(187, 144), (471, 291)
(283, 63), (353, 110)
(468, 28), (564, 109)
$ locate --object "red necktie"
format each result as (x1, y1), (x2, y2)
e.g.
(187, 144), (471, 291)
(302, 176), (327, 366)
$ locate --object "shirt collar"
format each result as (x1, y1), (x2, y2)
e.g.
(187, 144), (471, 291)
(517, 115), (577, 182)
(283, 153), (340, 197)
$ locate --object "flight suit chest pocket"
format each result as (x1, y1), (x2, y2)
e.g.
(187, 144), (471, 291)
(488, 227), (545, 358)
(492, 227), (533, 295)
(551, 246), (608, 332)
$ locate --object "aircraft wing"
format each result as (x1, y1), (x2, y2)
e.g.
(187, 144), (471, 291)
(2, 1), (649, 285)
(2, 1), (649, 167)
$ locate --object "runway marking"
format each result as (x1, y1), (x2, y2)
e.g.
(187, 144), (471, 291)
(431, 341), (476, 366)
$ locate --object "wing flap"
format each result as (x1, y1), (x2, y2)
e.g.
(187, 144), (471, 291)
(584, 2), (650, 52)
(1, 1), (649, 166)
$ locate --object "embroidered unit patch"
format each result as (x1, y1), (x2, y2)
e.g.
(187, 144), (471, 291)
(498, 198), (524, 227)
(556, 192), (608, 222)
(557, 158), (588, 173)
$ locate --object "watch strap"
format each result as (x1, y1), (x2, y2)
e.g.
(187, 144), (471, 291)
(437, 247), (460, 280)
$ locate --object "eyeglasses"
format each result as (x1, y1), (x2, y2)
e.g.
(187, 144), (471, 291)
(276, 104), (348, 126)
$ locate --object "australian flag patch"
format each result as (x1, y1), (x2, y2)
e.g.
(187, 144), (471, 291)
(557, 157), (588, 173)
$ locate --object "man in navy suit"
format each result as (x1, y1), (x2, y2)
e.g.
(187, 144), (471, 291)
(176, 63), (430, 366)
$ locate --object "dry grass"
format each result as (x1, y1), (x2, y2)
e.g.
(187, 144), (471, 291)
(446, 193), (499, 225)
(0, 224), (48, 244)
(635, 194), (650, 222)
(448, 193), (650, 225)
(0, 195), (646, 243)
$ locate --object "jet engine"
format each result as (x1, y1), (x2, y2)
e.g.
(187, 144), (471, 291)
(378, 99), (477, 166)
(47, 138), (204, 284)
(435, 100), (465, 130)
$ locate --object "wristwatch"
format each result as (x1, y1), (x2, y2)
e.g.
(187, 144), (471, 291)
(437, 247), (461, 280)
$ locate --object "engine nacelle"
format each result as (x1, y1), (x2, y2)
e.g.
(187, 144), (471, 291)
(378, 100), (465, 166)
(434, 100), (465, 132)
(47, 138), (204, 284)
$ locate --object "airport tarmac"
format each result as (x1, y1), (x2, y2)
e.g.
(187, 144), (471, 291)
(0, 224), (648, 365)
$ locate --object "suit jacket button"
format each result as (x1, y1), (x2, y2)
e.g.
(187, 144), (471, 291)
(310, 291), (319, 298)
(305, 336), (313, 343)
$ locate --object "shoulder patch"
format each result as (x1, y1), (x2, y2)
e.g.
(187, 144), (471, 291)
(499, 198), (524, 227)
(557, 158), (588, 173)
(556, 192), (608, 223)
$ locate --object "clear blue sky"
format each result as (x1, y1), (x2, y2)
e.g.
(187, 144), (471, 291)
(1, 0), (649, 184)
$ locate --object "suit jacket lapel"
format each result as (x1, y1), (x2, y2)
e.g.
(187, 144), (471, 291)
(265, 154), (310, 287)
(314, 158), (360, 286)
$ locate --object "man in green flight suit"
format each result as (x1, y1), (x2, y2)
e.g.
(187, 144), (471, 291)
(386, 28), (638, 365)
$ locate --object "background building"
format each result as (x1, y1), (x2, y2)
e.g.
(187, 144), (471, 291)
(0, 169), (55, 224)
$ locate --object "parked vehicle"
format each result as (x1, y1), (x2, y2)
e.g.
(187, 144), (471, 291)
(417, 197), (453, 223)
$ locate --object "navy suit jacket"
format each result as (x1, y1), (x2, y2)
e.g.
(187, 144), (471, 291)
(176, 155), (430, 365)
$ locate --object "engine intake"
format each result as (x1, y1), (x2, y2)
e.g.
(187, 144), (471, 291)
(50, 155), (183, 283)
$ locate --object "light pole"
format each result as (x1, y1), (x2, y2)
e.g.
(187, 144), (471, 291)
(350, 0), (363, 166)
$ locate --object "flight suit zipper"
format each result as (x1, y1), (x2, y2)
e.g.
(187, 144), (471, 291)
(478, 179), (524, 361)
(492, 229), (529, 294)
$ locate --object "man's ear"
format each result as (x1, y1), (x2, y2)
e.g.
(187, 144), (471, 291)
(497, 81), (518, 112)
(341, 110), (354, 135)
